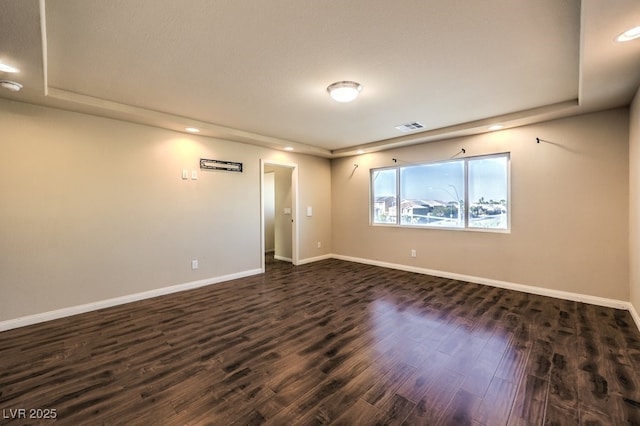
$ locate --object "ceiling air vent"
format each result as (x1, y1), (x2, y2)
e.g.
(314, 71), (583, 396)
(394, 122), (424, 132)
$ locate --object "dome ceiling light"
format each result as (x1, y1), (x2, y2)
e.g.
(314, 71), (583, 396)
(327, 81), (362, 103)
(0, 80), (22, 92)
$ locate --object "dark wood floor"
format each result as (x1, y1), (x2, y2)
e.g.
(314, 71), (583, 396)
(2, 256), (640, 425)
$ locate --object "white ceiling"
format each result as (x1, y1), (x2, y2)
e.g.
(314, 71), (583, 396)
(1, 0), (639, 158)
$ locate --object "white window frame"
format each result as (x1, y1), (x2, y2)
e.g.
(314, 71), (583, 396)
(370, 153), (510, 233)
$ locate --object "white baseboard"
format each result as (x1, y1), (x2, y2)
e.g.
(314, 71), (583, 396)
(297, 254), (333, 265)
(274, 255), (292, 262)
(331, 254), (630, 311)
(0, 268), (262, 332)
(627, 302), (640, 332)
(2, 254), (636, 333)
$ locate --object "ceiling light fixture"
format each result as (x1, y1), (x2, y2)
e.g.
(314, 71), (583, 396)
(284, 147), (294, 151)
(0, 63), (19, 73)
(185, 127), (200, 133)
(617, 26), (640, 42)
(488, 125), (503, 131)
(327, 81), (362, 103)
(0, 80), (22, 92)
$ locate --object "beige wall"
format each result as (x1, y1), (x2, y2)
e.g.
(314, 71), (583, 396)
(332, 109), (629, 301)
(0, 99), (332, 322)
(630, 89), (640, 312)
(298, 158), (332, 259)
(0, 97), (630, 323)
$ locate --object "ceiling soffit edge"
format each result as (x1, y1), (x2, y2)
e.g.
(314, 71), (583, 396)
(44, 87), (333, 157)
(330, 99), (580, 158)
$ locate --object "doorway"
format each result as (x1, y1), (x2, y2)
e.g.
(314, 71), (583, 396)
(261, 160), (298, 271)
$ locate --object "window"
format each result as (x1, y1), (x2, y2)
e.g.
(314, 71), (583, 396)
(372, 168), (397, 224)
(370, 153), (509, 231)
(400, 161), (465, 228)
(468, 155), (509, 229)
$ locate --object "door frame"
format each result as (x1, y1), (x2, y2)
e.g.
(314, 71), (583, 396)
(260, 159), (299, 271)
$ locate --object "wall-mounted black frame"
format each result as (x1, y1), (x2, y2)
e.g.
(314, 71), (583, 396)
(200, 158), (243, 173)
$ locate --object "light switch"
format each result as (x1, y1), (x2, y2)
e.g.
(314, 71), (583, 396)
(191, 170), (198, 180)
(182, 170), (188, 180)
(284, 207), (291, 215)
(306, 206), (313, 217)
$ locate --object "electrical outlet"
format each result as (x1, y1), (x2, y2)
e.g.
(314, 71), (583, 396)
(411, 249), (416, 258)
(317, 241), (321, 248)
(191, 260), (198, 270)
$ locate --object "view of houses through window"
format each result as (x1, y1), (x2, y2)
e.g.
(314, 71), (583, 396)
(371, 153), (509, 231)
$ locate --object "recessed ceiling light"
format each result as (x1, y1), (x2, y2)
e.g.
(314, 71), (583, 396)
(0, 80), (22, 92)
(284, 147), (294, 151)
(0, 63), (19, 73)
(488, 125), (503, 131)
(185, 127), (200, 133)
(617, 26), (640, 42)
(356, 150), (365, 155)
(327, 81), (362, 103)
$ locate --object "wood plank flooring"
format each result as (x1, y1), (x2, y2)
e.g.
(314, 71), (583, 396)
(2, 256), (640, 425)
